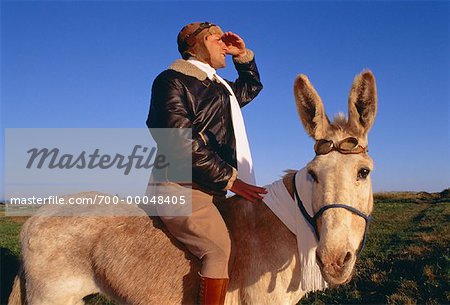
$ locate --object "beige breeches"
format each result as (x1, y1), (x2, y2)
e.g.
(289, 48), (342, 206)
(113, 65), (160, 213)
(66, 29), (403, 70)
(157, 185), (231, 279)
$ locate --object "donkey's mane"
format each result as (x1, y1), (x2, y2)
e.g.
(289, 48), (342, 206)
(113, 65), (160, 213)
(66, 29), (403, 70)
(331, 112), (348, 131)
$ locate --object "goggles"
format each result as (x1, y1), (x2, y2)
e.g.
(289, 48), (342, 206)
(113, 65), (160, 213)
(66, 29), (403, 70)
(314, 137), (368, 155)
(183, 22), (216, 43)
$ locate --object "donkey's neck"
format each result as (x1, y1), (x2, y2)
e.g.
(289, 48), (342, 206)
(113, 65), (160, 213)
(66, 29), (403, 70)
(218, 173), (305, 305)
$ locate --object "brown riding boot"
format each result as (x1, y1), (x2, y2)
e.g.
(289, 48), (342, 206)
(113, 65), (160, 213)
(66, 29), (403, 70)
(199, 276), (229, 305)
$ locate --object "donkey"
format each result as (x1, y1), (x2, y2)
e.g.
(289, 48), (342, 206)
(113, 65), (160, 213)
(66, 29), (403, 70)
(8, 70), (377, 305)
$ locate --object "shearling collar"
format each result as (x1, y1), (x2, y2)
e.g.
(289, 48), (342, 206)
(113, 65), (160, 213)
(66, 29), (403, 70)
(168, 59), (208, 81)
(168, 49), (255, 81)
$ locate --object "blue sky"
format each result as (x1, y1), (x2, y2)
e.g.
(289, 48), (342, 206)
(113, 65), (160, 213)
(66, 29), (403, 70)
(1, 1), (449, 198)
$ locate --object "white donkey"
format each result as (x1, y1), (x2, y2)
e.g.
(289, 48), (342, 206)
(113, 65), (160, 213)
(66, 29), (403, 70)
(8, 70), (377, 305)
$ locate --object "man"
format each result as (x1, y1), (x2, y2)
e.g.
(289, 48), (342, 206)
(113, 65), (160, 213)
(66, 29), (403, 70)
(146, 22), (266, 305)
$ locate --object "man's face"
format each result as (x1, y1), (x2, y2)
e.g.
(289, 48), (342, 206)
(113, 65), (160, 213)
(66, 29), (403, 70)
(204, 34), (227, 69)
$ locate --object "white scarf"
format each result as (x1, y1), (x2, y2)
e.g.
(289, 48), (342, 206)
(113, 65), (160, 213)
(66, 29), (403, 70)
(262, 167), (328, 293)
(187, 59), (256, 185)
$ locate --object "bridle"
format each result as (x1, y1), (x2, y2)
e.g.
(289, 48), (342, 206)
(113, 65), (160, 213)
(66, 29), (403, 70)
(292, 137), (374, 255)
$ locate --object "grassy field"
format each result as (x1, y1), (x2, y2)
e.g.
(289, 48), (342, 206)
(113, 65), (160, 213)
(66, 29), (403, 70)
(1, 192), (449, 305)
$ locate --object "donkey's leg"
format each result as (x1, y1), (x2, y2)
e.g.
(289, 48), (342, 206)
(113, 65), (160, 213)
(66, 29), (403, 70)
(26, 275), (99, 305)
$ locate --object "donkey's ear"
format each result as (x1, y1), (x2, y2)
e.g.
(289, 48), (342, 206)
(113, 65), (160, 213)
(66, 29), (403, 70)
(347, 70), (377, 137)
(294, 74), (331, 140)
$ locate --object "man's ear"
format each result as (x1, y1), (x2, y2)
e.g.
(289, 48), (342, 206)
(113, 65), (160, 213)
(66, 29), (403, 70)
(294, 74), (331, 140)
(347, 70), (377, 137)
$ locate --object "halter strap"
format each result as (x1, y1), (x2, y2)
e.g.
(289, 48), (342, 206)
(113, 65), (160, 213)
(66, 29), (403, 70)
(292, 172), (373, 255)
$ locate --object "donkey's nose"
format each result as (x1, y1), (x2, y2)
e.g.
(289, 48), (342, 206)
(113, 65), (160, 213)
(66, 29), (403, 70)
(342, 251), (352, 266)
(316, 247), (356, 284)
(334, 251), (354, 269)
(316, 248), (354, 271)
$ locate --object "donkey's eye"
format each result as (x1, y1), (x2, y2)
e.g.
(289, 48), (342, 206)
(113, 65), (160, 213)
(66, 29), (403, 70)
(308, 170), (319, 183)
(357, 168), (371, 180)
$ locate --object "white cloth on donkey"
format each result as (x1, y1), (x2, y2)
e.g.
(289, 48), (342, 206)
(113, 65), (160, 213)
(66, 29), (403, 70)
(262, 167), (328, 293)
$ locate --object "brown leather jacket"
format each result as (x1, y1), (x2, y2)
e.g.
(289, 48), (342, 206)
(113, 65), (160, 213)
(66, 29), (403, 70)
(146, 51), (262, 196)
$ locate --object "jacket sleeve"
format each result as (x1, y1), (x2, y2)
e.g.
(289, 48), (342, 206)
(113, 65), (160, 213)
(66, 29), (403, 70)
(228, 49), (263, 108)
(146, 74), (237, 192)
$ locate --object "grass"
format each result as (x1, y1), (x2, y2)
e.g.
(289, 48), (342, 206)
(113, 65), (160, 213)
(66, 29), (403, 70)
(1, 206), (27, 305)
(1, 194), (449, 305)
